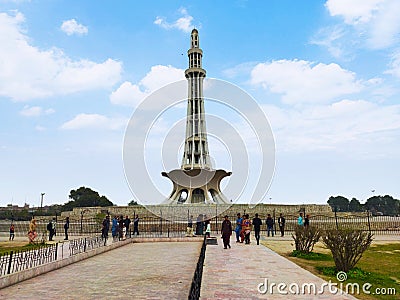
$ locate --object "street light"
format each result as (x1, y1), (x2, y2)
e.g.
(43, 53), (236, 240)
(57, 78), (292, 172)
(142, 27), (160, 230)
(40, 193), (45, 213)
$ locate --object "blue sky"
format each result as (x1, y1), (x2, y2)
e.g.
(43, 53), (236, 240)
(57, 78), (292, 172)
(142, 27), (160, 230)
(1, 0), (399, 207)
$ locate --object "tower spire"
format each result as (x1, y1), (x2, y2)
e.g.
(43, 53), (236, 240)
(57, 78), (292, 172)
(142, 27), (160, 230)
(181, 29), (211, 170)
(162, 29), (232, 204)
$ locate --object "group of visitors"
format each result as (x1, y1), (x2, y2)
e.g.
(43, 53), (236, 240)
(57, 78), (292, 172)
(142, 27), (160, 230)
(297, 212), (310, 227)
(186, 214), (212, 237)
(218, 211), (309, 249)
(234, 213), (254, 244)
(46, 217), (57, 241)
(107, 215), (139, 242)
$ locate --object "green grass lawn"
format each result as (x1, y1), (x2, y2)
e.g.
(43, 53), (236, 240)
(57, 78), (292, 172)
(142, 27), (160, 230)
(263, 241), (399, 300)
(0, 242), (48, 255)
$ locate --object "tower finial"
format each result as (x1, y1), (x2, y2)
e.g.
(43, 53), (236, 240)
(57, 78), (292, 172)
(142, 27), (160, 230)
(191, 28), (199, 48)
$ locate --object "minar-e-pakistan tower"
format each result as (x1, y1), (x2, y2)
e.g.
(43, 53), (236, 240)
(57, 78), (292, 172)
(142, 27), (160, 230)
(162, 29), (232, 204)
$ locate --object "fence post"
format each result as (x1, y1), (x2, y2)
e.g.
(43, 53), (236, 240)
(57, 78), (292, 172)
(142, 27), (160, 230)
(168, 227), (170, 238)
(84, 238), (87, 252)
(7, 251), (13, 274)
(160, 210), (163, 235)
(367, 210), (371, 234)
(214, 215), (217, 236)
(55, 243), (58, 260)
(334, 207), (339, 230)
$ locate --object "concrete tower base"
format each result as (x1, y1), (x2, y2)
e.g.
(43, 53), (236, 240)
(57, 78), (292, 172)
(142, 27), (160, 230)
(162, 169), (232, 204)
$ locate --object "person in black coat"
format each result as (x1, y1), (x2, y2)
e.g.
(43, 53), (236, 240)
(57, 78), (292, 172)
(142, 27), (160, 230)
(252, 213), (262, 245)
(278, 213), (285, 237)
(266, 214), (274, 237)
(64, 217), (70, 240)
(221, 215), (232, 249)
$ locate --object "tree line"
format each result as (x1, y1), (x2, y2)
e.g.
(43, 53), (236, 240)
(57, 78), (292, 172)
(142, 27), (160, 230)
(327, 195), (400, 216)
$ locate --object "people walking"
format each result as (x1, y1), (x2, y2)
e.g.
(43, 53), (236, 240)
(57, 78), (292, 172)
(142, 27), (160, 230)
(196, 214), (203, 235)
(28, 218), (38, 243)
(252, 213), (262, 245)
(118, 215), (124, 240)
(64, 217), (70, 240)
(221, 215), (232, 249)
(205, 219), (211, 238)
(242, 214), (252, 244)
(304, 214), (310, 228)
(235, 213), (242, 243)
(102, 215), (110, 241)
(124, 216), (131, 238)
(133, 215), (140, 235)
(9, 223), (15, 241)
(47, 218), (56, 241)
(186, 215), (195, 237)
(298, 212), (304, 226)
(111, 216), (119, 241)
(278, 213), (286, 237)
(266, 214), (274, 237)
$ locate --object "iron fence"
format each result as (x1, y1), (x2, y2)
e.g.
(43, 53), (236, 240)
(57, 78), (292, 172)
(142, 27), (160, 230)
(69, 236), (106, 256)
(188, 236), (207, 300)
(0, 218), (102, 239)
(0, 243), (58, 276)
(0, 212), (398, 240)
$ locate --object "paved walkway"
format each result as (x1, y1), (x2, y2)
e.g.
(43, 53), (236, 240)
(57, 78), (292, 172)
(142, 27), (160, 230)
(0, 242), (202, 299)
(200, 236), (358, 299)
(1, 234), (397, 299)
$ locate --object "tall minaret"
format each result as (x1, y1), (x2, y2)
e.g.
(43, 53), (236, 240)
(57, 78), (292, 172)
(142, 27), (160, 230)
(181, 29), (211, 170)
(162, 29), (231, 204)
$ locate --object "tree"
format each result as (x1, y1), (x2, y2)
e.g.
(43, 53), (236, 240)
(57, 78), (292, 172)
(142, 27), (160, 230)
(322, 229), (373, 272)
(365, 195), (400, 216)
(63, 187), (113, 211)
(291, 225), (321, 254)
(327, 196), (349, 212)
(128, 200), (139, 206)
(348, 198), (362, 212)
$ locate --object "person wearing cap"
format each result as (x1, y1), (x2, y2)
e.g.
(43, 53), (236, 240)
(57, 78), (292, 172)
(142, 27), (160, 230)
(221, 215), (232, 249)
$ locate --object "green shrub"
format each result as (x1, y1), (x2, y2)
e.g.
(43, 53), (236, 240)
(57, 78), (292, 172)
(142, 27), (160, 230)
(291, 225), (321, 254)
(322, 229), (373, 272)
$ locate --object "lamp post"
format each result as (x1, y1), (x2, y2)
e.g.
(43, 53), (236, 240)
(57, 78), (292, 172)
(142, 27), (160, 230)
(40, 193), (45, 213)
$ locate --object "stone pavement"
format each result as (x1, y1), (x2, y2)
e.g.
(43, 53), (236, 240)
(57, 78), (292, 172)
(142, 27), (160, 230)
(200, 235), (358, 299)
(1, 234), (397, 299)
(0, 242), (202, 299)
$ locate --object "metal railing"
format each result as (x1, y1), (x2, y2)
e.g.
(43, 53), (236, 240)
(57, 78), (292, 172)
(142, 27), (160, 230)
(69, 236), (106, 256)
(0, 234), (117, 277)
(0, 213), (399, 240)
(0, 243), (58, 276)
(188, 236), (207, 300)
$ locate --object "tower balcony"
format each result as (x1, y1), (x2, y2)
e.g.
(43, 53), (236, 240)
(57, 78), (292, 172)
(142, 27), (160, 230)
(185, 68), (206, 78)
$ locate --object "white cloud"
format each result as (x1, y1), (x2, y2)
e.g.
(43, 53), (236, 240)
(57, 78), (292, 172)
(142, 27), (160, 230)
(110, 65), (185, 107)
(35, 125), (46, 131)
(154, 7), (194, 33)
(262, 99), (400, 155)
(309, 26), (348, 59)
(0, 12), (122, 101)
(60, 19), (88, 36)
(250, 59), (362, 104)
(19, 105), (55, 117)
(325, 0), (400, 49)
(60, 113), (127, 130)
(385, 51), (400, 78)
(326, 0), (384, 24)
